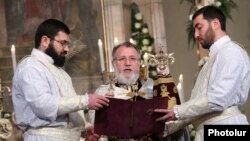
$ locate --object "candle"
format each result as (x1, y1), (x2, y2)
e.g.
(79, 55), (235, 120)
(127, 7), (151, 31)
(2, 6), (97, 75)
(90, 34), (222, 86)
(179, 74), (183, 83)
(11, 44), (17, 72)
(98, 39), (105, 72)
(143, 53), (149, 66)
(177, 74), (185, 103)
(109, 63), (114, 72)
(114, 37), (118, 46)
(177, 83), (184, 103)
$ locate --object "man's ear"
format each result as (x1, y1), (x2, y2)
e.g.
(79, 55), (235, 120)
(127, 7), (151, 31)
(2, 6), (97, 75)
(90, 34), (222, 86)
(40, 36), (50, 51)
(211, 18), (221, 30)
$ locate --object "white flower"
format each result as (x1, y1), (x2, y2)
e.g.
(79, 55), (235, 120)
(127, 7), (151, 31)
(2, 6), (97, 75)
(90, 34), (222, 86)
(147, 46), (153, 52)
(142, 27), (149, 34)
(189, 13), (193, 21)
(142, 39), (149, 45)
(188, 124), (194, 130)
(141, 46), (147, 51)
(190, 130), (196, 137)
(196, 4), (203, 10)
(133, 40), (138, 45)
(208, 0), (215, 5)
(134, 22), (142, 29)
(135, 13), (143, 20)
(129, 38), (135, 44)
(215, 1), (222, 7)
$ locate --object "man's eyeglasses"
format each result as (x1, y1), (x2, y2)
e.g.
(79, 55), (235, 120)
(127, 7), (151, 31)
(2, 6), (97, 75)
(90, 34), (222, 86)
(51, 39), (71, 48)
(113, 57), (140, 63)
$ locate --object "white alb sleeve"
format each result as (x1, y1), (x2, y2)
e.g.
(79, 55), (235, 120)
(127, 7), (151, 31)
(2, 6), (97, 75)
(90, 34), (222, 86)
(57, 94), (89, 115)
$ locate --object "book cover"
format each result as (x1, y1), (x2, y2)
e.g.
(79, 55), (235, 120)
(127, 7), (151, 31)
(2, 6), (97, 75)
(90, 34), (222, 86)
(94, 97), (168, 138)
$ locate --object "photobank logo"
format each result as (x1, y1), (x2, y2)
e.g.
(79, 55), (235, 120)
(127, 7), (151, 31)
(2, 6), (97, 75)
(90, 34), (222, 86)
(204, 125), (250, 140)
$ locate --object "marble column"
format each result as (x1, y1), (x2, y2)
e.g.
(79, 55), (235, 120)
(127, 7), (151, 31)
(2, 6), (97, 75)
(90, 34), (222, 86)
(151, 0), (167, 53)
(0, 0), (7, 47)
(102, 0), (125, 72)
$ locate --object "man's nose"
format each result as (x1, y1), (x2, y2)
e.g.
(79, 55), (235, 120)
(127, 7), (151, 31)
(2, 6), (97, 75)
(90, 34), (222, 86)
(64, 46), (69, 52)
(125, 59), (131, 65)
(194, 30), (199, 39)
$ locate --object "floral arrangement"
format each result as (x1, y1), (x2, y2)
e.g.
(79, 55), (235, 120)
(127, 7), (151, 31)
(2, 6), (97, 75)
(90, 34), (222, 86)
(180, 0), (237, 48)
(188, 124), (196, 141)
(130, 2), (157, 78)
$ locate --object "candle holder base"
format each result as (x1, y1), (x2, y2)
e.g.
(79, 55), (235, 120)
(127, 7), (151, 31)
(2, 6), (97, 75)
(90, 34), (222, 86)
(101, 71), (116, 92)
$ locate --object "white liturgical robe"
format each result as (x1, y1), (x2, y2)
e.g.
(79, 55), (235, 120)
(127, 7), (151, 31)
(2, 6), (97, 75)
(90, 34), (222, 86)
(12, 49), (89, 141)
(175, 36), (250, 141)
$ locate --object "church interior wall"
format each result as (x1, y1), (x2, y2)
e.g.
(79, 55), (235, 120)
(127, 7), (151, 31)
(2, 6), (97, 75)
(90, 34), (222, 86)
(0, 0), (250, 140)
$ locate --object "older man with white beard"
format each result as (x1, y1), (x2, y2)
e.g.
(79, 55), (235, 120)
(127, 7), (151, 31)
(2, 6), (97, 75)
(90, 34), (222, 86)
(96, 41), (154, 101)
(88, 41), (190, 141)
(89, 42), (155, 141)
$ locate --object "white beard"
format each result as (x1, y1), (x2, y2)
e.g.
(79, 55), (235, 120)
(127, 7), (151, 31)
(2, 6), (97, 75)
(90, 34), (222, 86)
(115, 72), (139, 85)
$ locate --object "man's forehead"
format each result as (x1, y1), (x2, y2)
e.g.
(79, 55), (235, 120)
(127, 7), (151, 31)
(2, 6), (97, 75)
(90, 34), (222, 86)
(55, 31), (69, 39)
(193, 15), (205, 26)
(116, 46), (137, 54)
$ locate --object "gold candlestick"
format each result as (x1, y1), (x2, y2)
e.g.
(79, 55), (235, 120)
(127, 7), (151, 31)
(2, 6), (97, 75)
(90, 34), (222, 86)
(106, 72), (116, 91)
(101, 71), (116, 91)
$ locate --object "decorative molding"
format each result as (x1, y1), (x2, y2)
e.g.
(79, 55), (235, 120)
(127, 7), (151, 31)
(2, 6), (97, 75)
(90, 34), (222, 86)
(0, 77), (13, 140)
(0, 118), (13, 140)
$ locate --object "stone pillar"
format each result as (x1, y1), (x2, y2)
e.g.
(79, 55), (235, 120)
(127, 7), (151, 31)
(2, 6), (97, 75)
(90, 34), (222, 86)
(103, 0), (125, 71)
(150, 0), (167, 53)
(0, 0), (7, 47)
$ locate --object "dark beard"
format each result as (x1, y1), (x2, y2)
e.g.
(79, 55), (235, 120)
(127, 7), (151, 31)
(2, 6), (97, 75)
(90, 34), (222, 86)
(45, 43), (65, 67)
(201, 25), (214, 49)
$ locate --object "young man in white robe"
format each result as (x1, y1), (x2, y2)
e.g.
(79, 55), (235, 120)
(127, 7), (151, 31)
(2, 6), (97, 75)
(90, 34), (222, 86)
(12, 19), (109, 141)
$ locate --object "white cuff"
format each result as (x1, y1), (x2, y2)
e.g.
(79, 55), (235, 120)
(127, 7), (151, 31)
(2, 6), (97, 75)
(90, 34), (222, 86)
(57, 95), (89, 115)
(83, 93), (89, 110)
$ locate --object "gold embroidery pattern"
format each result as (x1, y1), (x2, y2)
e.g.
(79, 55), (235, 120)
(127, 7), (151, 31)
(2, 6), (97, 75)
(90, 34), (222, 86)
(160, 84), (170, 97)
(153, 77), (174, 85)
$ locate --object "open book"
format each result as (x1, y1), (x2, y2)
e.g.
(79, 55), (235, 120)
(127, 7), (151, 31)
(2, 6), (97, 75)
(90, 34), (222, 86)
(94, 97), (168, 138)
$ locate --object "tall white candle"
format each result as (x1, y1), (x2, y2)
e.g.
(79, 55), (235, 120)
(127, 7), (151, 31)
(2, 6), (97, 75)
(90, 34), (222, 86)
(98, 39), (105, 72)
(114, 37), (118, 46)
(179, 74), (183, 83)
(11, 44), (17, 72)
(177, 74), (185, 103)
(177, 83), (184, 103)
(109, 62), (114, 72)
(143, 52), (149, 66)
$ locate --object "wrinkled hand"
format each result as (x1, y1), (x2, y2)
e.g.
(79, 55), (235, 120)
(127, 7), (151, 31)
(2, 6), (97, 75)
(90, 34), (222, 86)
(88, 94), (109, 110)
(85, 126), (100, 141)
(154, 108), (177, 122)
